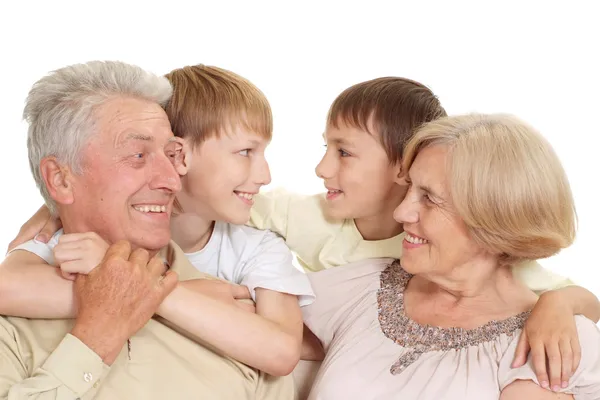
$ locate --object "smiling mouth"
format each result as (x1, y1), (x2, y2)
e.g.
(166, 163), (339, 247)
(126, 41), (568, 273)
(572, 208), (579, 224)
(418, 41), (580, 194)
(405, 233), (429, 244)
(234, 191), (254, 201)
(132, 204), (167, 213)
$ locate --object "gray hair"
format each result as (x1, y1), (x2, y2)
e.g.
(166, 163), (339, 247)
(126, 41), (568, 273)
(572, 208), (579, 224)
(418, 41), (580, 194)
(23, 60), (173, 214)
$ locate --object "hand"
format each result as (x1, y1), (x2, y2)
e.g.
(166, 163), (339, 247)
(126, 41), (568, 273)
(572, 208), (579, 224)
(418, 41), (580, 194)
(70, 240), (178, 364)
(53, 232), (110, 280)
(512, 291), (581, 392)
(178, 280), (255, 313)
(7, 204), (62, 252)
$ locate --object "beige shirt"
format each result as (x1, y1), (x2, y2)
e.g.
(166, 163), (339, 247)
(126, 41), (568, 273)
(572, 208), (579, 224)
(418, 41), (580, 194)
(0, 241), (295, 399)
(249, 189), (574, 294)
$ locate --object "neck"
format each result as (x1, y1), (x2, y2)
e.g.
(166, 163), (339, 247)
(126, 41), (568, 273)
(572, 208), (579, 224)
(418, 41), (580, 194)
(170, 212), (215, 253)
(60, 210), (161, 258)
(354, 183), (408, 241)
(407, 260), (537, 327)
(354, 214), (404, 241)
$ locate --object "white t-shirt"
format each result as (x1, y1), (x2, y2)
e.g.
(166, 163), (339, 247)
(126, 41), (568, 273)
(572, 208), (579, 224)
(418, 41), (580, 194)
(184, 221), (314, 306)
(11, 223), (315, 306)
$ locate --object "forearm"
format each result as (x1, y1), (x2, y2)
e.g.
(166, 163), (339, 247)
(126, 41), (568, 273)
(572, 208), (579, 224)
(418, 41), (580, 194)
(0, 334), (110, 399)
(0, 264), (76, 318)
(545, 285), (600, 323)
(157, 286), (300, 376)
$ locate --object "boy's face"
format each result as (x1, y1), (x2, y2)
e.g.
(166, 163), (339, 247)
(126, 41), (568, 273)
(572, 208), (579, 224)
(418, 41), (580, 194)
(316, 120), (405, 221)
(176, 126), (271, 224)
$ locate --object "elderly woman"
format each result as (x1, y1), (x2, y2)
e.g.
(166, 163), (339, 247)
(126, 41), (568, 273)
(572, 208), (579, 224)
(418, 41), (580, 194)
(302, 114), (600, 399)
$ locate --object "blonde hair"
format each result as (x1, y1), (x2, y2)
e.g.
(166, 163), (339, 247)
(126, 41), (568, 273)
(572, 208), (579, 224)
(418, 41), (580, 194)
(403, 114), (577, 265)
(164, 64), (272, 146)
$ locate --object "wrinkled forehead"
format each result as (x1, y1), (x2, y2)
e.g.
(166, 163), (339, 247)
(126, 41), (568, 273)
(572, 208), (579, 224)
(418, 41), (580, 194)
(409, 145), (451, 193)
(92, 96), (174, 147)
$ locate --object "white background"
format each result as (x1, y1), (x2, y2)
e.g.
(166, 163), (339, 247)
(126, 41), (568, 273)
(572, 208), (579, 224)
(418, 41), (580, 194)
(0, 1), (598, 297)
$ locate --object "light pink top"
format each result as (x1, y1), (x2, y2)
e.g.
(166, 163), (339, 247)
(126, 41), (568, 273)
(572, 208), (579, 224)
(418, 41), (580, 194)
(302, 258), (600, 400)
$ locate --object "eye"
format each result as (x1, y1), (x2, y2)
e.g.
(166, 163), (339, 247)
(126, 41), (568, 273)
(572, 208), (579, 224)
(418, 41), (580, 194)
(133, 152), (145, 159)
(338, 148), (350, 157)
(238, 149), (250, 157)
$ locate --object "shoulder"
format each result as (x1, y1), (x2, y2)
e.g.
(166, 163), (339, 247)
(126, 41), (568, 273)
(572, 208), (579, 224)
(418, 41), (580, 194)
(5, 229), (64, 264)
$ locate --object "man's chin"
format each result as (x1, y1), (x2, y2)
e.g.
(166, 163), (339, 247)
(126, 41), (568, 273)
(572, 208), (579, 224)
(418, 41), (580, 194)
(128, 231), (172, 253)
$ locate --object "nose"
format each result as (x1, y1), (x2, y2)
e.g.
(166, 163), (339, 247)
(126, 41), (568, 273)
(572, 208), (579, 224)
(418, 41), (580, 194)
(255, 155), (272, 186)
(149, 151), (182, 193)
(393, 189), (419, 224)
(315, 149), (337, 179)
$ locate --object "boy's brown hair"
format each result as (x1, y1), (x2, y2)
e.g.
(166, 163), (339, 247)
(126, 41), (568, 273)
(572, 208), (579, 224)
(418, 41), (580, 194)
(327, 77), (447, 164)
(164, 64), (272, 146)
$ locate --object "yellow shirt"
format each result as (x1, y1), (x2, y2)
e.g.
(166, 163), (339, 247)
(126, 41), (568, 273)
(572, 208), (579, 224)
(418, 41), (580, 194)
(249, 188), (573, 294)
(0, 242), (294, 399)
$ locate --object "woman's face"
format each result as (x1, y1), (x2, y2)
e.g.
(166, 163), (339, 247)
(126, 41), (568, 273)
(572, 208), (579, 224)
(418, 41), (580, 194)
(393, 145), (492, 278)
(175, 126), (272, 224)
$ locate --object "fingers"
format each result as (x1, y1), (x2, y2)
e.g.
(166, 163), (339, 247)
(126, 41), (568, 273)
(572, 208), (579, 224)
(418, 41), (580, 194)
(158, 270), (178, 294)
(546, 341), (562, 391)
(530, 340), (549, 389)
(512, 330), (531, 368)
(38, 214), (63, 242)
(231, 284), (252, 300)
(60, 270), (77, 281)
(572, 337), (582, 376)
(53, 242), (84, 265)
(129, 247), (150, 268)
(102, 240), (132, 264)
(7, 205), (54, 252)
(58, 232), (98, 244)
(559, 337), (573, 388)
(59, 259), (96, 276)
(147, 256), (168, 277)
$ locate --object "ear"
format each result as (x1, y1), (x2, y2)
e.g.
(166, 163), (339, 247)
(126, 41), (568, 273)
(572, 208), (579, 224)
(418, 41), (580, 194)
(172, 139), (192, 177)
(392, 161), (407, 185)
(39, 157), (75, 206)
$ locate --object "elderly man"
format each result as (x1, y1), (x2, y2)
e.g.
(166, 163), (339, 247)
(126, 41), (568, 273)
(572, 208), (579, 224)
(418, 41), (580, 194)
(0, 61), (293, 399)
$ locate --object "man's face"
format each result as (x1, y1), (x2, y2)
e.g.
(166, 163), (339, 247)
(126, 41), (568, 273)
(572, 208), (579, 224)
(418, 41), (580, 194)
(67, 96), (181, 252)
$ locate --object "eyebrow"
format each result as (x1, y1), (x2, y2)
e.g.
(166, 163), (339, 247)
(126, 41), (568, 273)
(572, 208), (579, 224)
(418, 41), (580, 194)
(125, 133), (154, 142)
(407, 174), (441, 198)
(326, 137), (354, 148)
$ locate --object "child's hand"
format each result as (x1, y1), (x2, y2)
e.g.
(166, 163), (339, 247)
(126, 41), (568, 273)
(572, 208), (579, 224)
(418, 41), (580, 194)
(53, 232), (109, 280)
(512, 291), (581, 392)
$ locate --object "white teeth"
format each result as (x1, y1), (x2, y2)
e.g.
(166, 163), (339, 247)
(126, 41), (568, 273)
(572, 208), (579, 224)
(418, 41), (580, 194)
(235, 192), (254, 200)
(405, 233), (428, 244)
(133, 205), (166, 213)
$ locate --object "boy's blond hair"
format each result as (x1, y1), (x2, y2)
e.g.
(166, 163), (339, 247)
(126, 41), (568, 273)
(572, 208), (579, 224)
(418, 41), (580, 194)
(164, 64), (272, 145)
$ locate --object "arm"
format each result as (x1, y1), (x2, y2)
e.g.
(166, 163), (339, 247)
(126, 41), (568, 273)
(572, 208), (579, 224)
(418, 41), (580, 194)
(544, 285), (600, 323)
(0, 246), (303, 375)
(511, 259), (600, 390)
(0, 325), (110, 399)
(157, 284), (303, 376)
(7, 205), (61, 253)
(0, 241), (176, 399)
(500, 380), (573, 400)
(0, 251), (76, 318)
